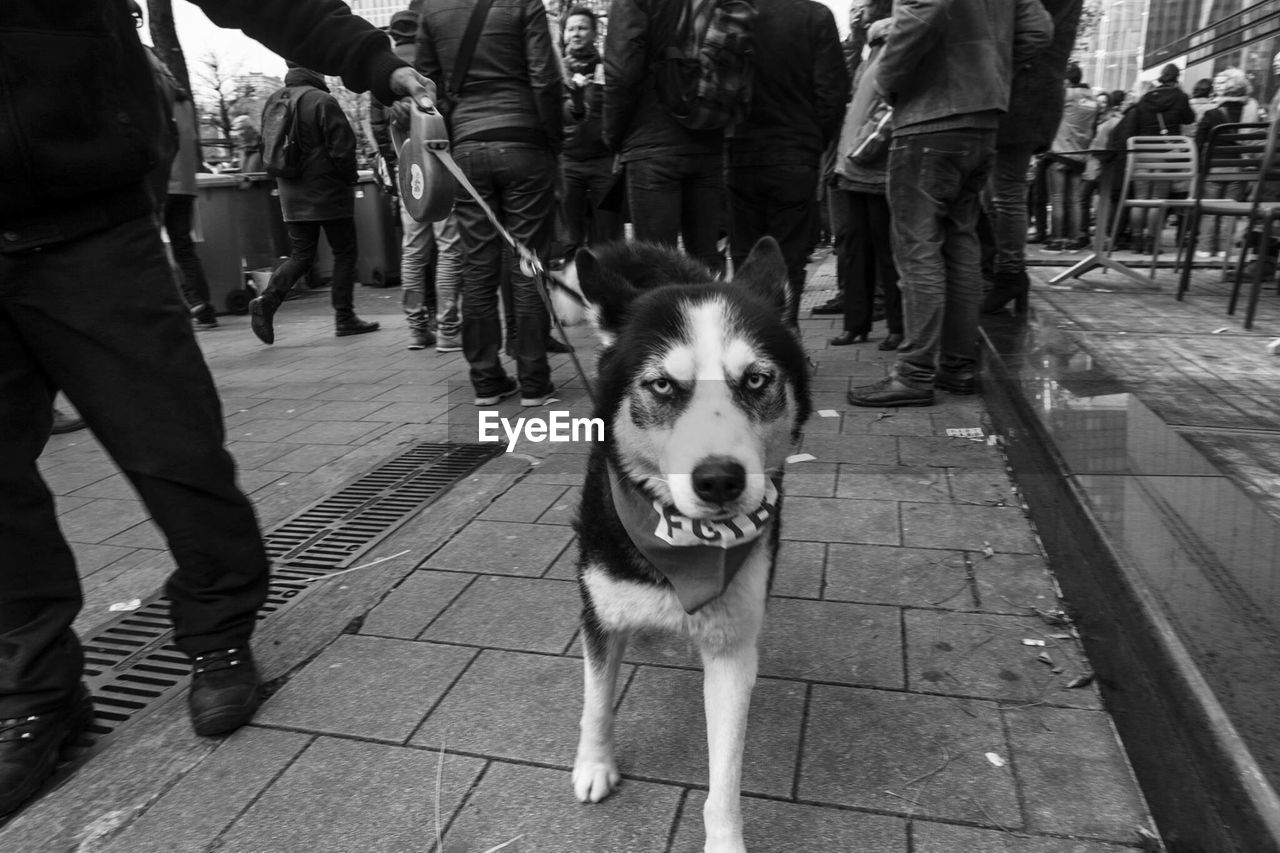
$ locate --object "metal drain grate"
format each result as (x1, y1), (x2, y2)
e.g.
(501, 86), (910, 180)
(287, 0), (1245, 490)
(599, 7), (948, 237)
(76, 441), (502, 740)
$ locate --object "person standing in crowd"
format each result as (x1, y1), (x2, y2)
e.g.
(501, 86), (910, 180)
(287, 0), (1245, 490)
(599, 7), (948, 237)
(558, 7), (623, 258)
(1187, 77), (1216, 132)
(1080, 88), (1126, 253)
(828, 3), (902, 350)
(1110, 63), (1195, 254)
(249, 66), (381, 344)
(1044, 62), (1097, 252)
(1194, 68), (1261, 257)
(415, 0), (563, 406)
(726, 0), (849, 326)
(0, 0), (435, 818)
(232, 115), (265, 172)
(982, 0), (1083, 315)
(374, 8), (440, 351)
(848, 0), (1052, 408)
(144, 29), (220, 330)
(604, 0), (728, 273)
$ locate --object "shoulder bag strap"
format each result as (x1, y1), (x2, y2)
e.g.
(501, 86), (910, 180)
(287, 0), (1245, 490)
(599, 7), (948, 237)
(449, 0), (498, 99)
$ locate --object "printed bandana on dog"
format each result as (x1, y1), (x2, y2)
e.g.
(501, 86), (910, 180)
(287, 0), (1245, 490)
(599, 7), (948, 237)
(607, 465), (781, 614)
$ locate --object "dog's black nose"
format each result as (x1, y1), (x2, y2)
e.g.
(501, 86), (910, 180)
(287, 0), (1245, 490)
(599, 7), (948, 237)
(691, 458), (746, 505)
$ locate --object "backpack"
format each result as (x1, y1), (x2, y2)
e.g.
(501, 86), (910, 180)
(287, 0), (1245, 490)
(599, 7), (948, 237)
(653, 0), (756, 131)
(260, 87), (312, 179)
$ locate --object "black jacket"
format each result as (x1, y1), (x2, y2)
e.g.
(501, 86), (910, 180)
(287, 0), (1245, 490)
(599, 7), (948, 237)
(602, 0), (723, 162)
(1131, 84), (1196, 137)
(997, 0), (1083, 153)
(269, 69), (359, 223)
(414, 0), (563, 150)
(728, 0), (850, 168)
(0, 0), (407, 252)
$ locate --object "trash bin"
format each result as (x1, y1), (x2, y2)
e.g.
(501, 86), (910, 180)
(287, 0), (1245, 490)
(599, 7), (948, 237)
(314, 172), (401, 287)
(194, 173), (291, 314)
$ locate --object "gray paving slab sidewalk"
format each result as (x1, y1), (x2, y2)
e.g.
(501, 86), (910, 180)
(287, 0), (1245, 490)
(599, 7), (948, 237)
(6, 250), (1158, 852)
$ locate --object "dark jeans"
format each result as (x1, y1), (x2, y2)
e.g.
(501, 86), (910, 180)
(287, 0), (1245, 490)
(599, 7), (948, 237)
(829, 188), (902, 337)
(264, 218), (359, 318)
(728, 163), (818, 325)
(164, 193), (212, 316)
(986, 144), (1035, 275)
(888, 129), (995, 388)
(1047, 160), (1085, 241)
(0, 213), (269, 716)
(626, 152), (724, 273)
(560, 155), (623, 251)
(452, 142), (557, 398)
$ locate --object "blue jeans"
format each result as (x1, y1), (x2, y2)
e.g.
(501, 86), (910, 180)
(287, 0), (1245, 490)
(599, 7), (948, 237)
(887, 129), (995, 388)
(451, 142), (557, 398)
(0, 213), (269, 715)
(626, 153), (724, 273)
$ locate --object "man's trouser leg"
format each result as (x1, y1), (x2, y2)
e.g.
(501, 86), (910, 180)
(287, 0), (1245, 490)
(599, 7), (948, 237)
(0, 214), (269, 716)
(888, 130), (996, 388)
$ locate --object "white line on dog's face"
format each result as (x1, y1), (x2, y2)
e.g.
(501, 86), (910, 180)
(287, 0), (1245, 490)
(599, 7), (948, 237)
(614, 297), (797, 518)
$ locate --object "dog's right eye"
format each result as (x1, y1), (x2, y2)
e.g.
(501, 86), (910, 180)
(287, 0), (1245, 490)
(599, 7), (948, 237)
(647, 377), (674, 396)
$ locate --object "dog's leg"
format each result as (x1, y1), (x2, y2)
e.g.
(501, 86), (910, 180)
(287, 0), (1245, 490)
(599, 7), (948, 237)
(574, 624), (628, 803)
(699, 640), (757, 853)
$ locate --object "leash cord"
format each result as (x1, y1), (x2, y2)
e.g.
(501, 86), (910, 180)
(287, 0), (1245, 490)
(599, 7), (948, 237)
(430, 147), (599, 411)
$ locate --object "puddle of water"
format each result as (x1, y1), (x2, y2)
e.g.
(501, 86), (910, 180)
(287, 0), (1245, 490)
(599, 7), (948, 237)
(988, 319), (1280, 790)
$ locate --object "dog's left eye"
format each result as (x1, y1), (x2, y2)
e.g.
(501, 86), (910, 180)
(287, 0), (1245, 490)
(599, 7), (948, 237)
(744, 372), (771, 391)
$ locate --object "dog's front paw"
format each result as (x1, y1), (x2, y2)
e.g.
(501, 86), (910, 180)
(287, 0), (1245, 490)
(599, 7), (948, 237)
(704, 839), (747, 853)
(572, 757), (620, 803)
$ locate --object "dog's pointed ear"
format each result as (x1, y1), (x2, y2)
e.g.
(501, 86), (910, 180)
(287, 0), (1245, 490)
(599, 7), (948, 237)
(733, 236), (789, 312)
(575, 247), (640, 335)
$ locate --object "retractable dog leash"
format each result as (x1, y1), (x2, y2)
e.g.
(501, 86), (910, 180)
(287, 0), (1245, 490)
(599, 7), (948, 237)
(394, 102), (598, 409)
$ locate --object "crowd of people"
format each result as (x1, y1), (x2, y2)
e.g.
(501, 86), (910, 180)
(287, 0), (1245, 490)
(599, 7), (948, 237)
(5, 0), (1277, 823)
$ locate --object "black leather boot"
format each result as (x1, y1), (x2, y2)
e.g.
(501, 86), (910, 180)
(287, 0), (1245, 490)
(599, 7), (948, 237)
(982, 270), (1030, 315)
(249, 291), (283, 344)
(188, 647), (261, 737)
(0, 683), (94, 817)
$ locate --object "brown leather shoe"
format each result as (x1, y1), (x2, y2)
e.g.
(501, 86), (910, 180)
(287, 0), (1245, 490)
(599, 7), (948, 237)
(935, 372), (976, 395)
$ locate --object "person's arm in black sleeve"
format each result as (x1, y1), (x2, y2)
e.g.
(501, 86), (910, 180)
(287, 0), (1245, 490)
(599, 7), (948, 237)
(811, 5), (851, 150)
(603, 0), (647, 152)
(195, 0), (413, 107)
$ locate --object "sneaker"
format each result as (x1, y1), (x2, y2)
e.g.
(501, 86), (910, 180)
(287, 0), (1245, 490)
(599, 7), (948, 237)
(473, 377), (519, 407)
(0, 683), (94, 817)
(188, 647), (261, 737)
(436, 338), (462, 354)
(335, 317), (381, 337)
(194, 316), (219, 330)
(847, 376), (934, 408)
(407, 327), (436, 350)
(521, 384), (556, 407)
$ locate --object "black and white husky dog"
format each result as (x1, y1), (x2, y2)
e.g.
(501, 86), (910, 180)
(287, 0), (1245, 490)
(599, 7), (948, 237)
(570, 237), (810, 852)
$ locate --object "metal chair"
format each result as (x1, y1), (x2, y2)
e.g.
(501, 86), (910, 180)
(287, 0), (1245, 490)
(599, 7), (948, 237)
(1108, 135), (1199, 278)
(1175, 122), (1269, 302)
(1176, 120), (1280, 328)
